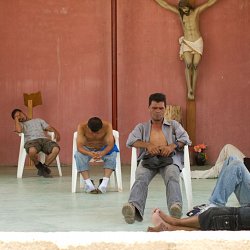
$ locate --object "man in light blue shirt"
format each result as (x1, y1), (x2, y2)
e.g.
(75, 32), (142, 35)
(122, 93), (191, 224)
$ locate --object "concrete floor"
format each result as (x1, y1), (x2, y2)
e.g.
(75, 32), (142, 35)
(0, 164), (239, 232)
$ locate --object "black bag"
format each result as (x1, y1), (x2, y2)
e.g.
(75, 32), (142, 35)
(142, 154), (173, 169)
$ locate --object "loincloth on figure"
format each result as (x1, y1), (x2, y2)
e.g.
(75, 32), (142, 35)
(179, 36), (203, 60)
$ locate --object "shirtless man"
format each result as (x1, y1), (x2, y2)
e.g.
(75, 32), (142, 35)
(122, 93), (191, 224)
(74, 117), (119, 194)
(154, 0), (218, 100)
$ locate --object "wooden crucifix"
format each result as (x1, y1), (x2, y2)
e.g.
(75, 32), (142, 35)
(154, 0), (218, 144)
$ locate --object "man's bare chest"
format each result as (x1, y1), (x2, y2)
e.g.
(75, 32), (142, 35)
(149, 128), (168, 146)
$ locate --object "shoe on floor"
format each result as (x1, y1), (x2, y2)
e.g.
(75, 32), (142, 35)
(43, 165), (51, 174)
(36, 162), (44, 176)
(170, 203), (182, 218)
(122, 203), (136, 224)
(36, 163), (52, 178)
(37, 169), (43, 176)
(37, 168), (52, 178)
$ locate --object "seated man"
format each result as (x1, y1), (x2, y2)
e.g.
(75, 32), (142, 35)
(122, 93), (191, 223)
(148, 155), (250, 231)
(12, 108), (60, 178)
(74, 117), (118, 194)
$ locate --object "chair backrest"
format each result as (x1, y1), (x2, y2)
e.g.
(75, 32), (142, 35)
(112, 130), (120, 150)
(47, 131), (56, 141)
(73, 131), (77, 154)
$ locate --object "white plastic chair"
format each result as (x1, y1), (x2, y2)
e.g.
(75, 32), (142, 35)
(130, 145), (193, 211)
(17, 132), (62, 178)
(71, 130), (123, 193)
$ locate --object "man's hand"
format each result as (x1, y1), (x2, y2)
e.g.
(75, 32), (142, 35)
(14, 114), (21, 122)
(159, 144), (175, 157)
(146, 143), (161, 155)
(88, 151), (104, 167)
(87, 151), (100, 160)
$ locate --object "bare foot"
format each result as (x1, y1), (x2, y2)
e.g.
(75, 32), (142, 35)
(147, 223), (170, 232)
(188, 91), (195, 100)
(158, 210), (177, 225)
(152, 209), (165, 226)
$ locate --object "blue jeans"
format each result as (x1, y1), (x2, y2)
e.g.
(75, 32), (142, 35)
(128, 162), (182, 219)
(74, 147), (117, 172)
(209, 156), (250, 206)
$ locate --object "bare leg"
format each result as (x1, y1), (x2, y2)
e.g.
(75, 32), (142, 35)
(147, 222), (199, 232)
(104, 168), (113, 178)
(81, 170), (90, 180)
(28, 147), (39, 165)
(183, 52), (194, 100)
(45, 146), (60, 166)
(151, 208), (201, 229)
(191, 53), (201, 99)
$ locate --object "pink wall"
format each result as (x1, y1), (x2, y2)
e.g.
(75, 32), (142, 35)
(117, 0), (250, 164)
(0, 0), (250, 165)
(0, 0), (112, 164)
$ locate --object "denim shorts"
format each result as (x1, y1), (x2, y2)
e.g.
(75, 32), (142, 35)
(24, 138), (60, 154)
(74, 146), (117, 172)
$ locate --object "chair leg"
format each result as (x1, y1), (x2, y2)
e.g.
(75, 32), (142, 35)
(130, 147), (137, 189)
(115, 154), (123, 192)
(17, 149), (27, 178)
(109, 172), (116, 189)
(183, 145), (193, 210)
(182, 168), (193, 211)
(71, 161), (77, 193)
(56, 155), (62, 176)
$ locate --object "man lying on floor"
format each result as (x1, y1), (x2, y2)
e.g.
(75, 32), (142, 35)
(148, 155), (250, 231)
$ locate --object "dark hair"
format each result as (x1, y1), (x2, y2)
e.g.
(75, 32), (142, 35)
(178, 0), (193, 19)
(148, 93), (166, 107)
(87, 117), (103, 132)
(178, 0), (192, 8)
(11, 108), (22, 119)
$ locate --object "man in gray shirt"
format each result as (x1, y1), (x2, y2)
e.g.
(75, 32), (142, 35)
(12, 108), (60, 178)
(122, 93), (191, 224)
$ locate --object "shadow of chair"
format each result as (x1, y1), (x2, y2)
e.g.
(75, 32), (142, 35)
(71, 130), (123, 193)
(17, 132), (62, 178)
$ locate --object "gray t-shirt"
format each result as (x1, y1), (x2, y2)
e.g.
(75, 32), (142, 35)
(21, 118), (49, 143)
